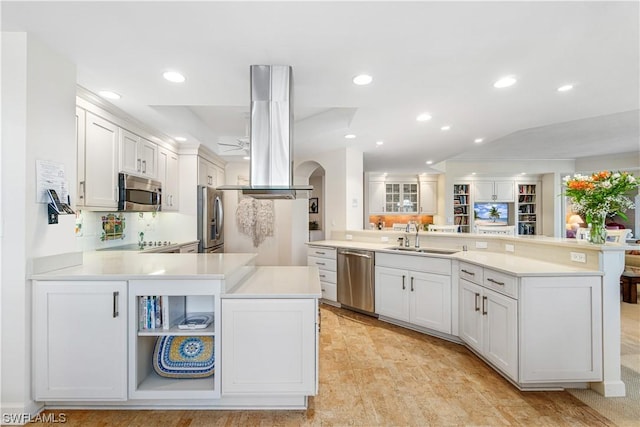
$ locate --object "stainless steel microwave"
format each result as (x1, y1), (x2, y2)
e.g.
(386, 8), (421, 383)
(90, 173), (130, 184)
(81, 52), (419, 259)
(118, 173), (162, 212)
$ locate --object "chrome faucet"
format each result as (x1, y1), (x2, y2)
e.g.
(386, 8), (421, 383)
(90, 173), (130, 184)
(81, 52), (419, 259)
(415, 227), (420, 248)
(404, 234), (411, 247)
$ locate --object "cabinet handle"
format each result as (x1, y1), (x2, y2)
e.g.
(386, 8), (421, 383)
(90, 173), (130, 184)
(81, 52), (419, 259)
(316, 261), (325, 266)
(316, 251), (326, 255)
(142, 160), (147, 173)
(319, 274), (326, 278)
(410, 276), (414, 292)
(137, 158), (141, 172)
(487, 278), (505, 286)
(474, 292), (480, 311)
(402, 275), (406, 290)
(79, 181), (85, 200)
(113, 291), (119, 318)
(461, 269), (475, 276)
(482, 295), (488, 315)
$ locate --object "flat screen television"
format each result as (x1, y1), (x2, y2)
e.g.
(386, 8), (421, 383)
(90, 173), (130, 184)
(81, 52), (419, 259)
(473, 202), (509, 224)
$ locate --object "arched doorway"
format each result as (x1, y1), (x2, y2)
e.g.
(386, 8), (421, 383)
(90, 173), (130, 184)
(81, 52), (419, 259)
(295, 161), (326, 241)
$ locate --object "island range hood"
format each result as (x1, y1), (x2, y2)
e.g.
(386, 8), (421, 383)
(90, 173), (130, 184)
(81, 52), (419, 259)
(218, 65), (312, 199)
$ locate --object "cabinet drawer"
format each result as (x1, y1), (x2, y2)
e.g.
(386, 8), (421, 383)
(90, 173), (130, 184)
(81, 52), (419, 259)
(307, 246), (336, 259)
(320, 282), (337, 302)
(483, 269), (518, 298)
(459, 262), (483, 284)
(317, 270), (337, 284)
(307, 256), (337, 272)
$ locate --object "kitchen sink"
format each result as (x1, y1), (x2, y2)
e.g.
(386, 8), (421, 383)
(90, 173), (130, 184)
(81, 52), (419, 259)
(385, 247), (458, 255)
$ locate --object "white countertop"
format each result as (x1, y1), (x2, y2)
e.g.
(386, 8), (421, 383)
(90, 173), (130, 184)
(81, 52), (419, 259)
(224, 266), (322, 298)
(31, 251), (257, 280)
(308, 240), (602, 277)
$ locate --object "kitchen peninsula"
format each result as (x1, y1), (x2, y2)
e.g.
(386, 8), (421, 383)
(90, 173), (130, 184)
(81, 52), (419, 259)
(308, 229), (630, 397)
(30, 252), (320, 410)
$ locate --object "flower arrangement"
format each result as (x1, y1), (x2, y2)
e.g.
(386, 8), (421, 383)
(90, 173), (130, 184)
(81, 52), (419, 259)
(563, 171), (638, 243)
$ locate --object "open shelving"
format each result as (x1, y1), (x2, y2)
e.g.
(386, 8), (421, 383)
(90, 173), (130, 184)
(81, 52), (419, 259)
(453, 183), (470, 232)
(517, 184), (538, 235)
(128, 280), (222, 400)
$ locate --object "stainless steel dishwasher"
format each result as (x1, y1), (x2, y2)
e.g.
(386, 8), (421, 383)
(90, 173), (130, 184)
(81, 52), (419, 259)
(337, 248), (375, 315)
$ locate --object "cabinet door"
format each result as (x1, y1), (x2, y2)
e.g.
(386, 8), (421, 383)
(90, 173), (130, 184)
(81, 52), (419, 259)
(494, 181), (515, 202)
(483, 288), (518, 381)
(222, 299), (317, 395)
(374, 267), (410, 321)
(84, 112), (119, 208)
(419, 181), (437, 214)
(368, 181), (386, 214)
(474, 181), (495, 202)
(138, 138), (157, 178)
(410, 271), (451, 334)
(158, 147), (179, 211)
(33, 281), (127, 400)
(215, 165), (225, 187)
(198, 157), (216, 187)
(459, 279), (482, 353)
(120, 129), (140, 174)
(76, 107), (86, 208)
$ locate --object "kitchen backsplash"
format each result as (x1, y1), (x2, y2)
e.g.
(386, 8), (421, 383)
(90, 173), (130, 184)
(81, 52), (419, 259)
(75, 210), (195, 251)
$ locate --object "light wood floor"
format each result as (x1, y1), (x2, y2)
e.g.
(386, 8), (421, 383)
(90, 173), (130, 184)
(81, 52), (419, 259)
(34, 301), (639, 427)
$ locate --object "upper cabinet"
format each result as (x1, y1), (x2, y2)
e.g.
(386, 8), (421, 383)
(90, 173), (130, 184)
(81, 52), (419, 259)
(474, 180), (515, 202)
(80, 111), (120, 209)
(120, 129), (158, 179)
(158, 147), (179, 212)
(198, 156), (224, 188)
(419, 180), (437, 214)
(368, 181), (386, 214)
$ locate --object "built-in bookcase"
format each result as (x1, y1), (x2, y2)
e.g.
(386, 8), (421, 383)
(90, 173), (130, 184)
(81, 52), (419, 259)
(453, 184), (470, 232)
(517, 184), (538, 235)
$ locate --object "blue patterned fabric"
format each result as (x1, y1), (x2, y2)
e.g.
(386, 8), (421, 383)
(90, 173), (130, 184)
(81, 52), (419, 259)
(153, 336), (214, 378)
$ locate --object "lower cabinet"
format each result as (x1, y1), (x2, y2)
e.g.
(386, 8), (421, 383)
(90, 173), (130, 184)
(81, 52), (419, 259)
(33, 280), (128, 401)
(307, 246), (337, 303)
(222, 298), (318, 395)
(459, 278), (518, 381)
(375, 253), (452, 334)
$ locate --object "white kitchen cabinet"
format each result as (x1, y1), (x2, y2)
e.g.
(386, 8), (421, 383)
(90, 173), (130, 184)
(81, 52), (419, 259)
(458, 276), (518, 381)
(158, 146), (179, 211)
(222, 298), (317, 395)
(519, 276), (602, 383)
(368, 181), (386, 214)
(474, 180), (515, 202)
(33, 280), (127, 401)
(180, 242), (199, 253)
(419, 180), (437, 214)
(307, 246), (338, 303)
(75, 107), (86, 208)
(120, 129), (158, 178)
(128, 280), (221, 400)
(82, 111), (120, 209)
(198, 157), (220, 187)
(375, 253), (452, 334)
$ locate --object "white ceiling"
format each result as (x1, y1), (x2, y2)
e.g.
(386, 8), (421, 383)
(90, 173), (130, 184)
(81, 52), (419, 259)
(3, 1), (639, 173)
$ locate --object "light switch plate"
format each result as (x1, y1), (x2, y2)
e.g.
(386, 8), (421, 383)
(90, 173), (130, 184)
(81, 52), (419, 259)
(505, 244), (515, 252)
(475, 241), (488, 249)
(346, 234), (353, 240)
(381, 236), (389, 242)
(570, 252), (586, 263)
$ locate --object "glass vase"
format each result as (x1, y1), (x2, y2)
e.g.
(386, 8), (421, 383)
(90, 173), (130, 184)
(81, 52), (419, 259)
(589, 214), (607, 244)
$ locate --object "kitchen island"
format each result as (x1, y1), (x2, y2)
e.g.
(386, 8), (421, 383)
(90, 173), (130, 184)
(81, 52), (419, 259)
(30, 252), (320, 411)
(309, 229), (630, 397)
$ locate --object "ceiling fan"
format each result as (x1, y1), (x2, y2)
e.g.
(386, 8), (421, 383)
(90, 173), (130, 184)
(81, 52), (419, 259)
(218, 114), (250, 154)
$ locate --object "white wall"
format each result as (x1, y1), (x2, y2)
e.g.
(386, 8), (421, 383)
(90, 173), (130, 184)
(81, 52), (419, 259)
(575, 151), (640, 173)
(345, 148), (364, 230)
(1, 33), (76, 417)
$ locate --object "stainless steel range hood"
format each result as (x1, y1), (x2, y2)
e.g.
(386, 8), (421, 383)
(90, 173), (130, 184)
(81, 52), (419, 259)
(219, 65), (312, 199)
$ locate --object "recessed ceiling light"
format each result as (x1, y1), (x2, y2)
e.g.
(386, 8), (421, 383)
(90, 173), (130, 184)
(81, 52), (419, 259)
(472, 172), (477, 175)
(474, 138), (484, 143)
(174, 136), (187, 142)
(376, 140), (384, 146)
(353, 74), (373, 85)
(440, 125), (451, 131)
(243, 156), (250, 160)
(344, 134), (356, 139)
(426, 160), (433, 165)
(557, 84), (574, 92)
(163, 71), (185, 83)
(98, 90), (121, 100)
(521, 172), (526, 175)
(416, 113), (432, 122)
(493, 75), (517, 88)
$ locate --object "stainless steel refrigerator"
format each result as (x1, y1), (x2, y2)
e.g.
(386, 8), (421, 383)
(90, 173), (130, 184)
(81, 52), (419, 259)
(197, 186), (224, 253)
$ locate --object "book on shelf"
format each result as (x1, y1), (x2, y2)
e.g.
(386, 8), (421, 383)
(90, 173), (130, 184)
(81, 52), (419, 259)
(138, 295), (187, 330)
